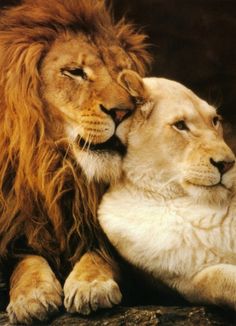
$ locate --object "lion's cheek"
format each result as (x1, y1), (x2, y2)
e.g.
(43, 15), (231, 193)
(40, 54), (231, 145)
(65, 118), (115, 144)
(79, 121), (115, 144)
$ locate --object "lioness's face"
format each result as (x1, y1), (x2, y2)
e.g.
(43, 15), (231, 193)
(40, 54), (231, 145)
(125, 78), (235, 202)
(40, 32), (140, 182)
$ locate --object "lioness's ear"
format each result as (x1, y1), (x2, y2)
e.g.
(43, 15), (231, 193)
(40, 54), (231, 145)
(118, 69), (147, 102)
(139, 101), (155, 119)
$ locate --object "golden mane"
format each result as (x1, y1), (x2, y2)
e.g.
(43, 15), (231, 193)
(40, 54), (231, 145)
(0, 0), (151, 274)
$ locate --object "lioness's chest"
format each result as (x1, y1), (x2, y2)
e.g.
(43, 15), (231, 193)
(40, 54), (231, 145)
(100, 190), (236, 280)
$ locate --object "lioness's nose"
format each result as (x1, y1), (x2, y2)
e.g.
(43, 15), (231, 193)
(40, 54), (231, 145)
(100, 105), (133, 125)
(210, 158), (235, 175)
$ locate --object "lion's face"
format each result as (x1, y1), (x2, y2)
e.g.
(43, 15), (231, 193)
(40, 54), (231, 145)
(124, 77), (236, 204)
(41, 33), (140, 182)
(0, 0), (151, 186)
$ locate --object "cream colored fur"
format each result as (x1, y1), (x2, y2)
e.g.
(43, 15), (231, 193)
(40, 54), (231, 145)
(99, 77), (236, 309)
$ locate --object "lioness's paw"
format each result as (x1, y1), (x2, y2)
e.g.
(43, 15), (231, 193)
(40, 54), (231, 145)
(64, 278), (122, 315)
(7, 279), (62, 324)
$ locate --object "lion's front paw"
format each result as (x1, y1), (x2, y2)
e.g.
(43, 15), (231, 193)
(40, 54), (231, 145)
(7, 279), (62, 324)
(64, 278), (122, 315)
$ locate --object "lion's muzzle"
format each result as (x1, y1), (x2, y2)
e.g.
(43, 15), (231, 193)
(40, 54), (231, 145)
(100, 104), (133, 126)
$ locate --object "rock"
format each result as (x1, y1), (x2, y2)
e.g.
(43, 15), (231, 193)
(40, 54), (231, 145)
(1, 283), (236, 325)
(0, 305), (236, 325)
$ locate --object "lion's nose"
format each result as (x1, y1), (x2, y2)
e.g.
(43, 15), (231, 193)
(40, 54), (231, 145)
(210, 158), (235, 175)
(100, 105), (133, 125)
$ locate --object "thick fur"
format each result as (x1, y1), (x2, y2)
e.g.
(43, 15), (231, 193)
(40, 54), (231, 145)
(0, 0), (151, 323)
(99, 77), (236, 310)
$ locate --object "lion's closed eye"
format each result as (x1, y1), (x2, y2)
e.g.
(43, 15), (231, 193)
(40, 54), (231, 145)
(61, 67), (88, 80)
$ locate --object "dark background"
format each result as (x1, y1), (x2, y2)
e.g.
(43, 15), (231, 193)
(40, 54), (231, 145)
(113, 0), (236, 150)
(0, 0), (235, 149)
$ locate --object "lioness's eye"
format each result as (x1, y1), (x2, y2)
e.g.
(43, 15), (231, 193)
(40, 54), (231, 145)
(61, 67), (87, 80)
(212, 116), (221, 127)
(173, 120), (189, 131)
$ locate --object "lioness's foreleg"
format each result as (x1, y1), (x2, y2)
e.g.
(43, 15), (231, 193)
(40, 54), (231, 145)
(7, 255), (62, 324)
(180, 264), (236, 309)
(64, 251), (122, 314)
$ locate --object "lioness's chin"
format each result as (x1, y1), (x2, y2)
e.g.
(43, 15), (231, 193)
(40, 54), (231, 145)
(184, 181), (232, 205)
(187, 180), (228, 189)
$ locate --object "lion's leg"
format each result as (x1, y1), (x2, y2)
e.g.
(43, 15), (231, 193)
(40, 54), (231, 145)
(179, 264), (236, 309)
(64, 252), (122, 314)
(7, 255), (62, 324)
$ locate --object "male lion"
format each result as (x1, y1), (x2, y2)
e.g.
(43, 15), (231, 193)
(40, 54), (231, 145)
(0, 0), (150, 323)
(99, 77), (236, 310)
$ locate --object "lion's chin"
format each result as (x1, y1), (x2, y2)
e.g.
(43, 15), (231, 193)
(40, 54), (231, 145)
(73, 136), (126, 183)
(77, 135), (127, 156)
(75, 149), (123, 184)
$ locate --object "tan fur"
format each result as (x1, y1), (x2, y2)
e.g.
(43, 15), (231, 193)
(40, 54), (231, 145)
(0, 0), (151, 323)
(99, 77), (236, 311)
(64, 252), (121, 314)
(7, 256), (62, 324)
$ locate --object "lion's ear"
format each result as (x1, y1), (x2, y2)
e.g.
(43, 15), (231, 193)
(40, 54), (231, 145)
(118, 69), (146, 100)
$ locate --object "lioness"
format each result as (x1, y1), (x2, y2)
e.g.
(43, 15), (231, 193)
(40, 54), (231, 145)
(99, 77), (236, 309)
